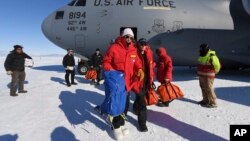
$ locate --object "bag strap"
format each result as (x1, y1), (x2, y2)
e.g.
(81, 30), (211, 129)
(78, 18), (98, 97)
(164, 83), (172, 100)
(168, 82), (179, 98)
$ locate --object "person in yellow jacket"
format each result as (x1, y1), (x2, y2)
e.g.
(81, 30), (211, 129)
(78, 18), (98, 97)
(197, 43), (221, 108)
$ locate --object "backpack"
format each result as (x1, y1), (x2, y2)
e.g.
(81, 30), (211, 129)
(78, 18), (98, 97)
(100, 71), (127, 116)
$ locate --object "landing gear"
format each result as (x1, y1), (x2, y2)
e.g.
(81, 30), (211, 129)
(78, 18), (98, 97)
(77, 59), (90, 75)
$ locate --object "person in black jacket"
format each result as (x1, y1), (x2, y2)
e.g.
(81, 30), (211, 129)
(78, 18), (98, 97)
(62, 48), (77, 87)
(90, 48), (103, 85)
(4, 45), (32, 96)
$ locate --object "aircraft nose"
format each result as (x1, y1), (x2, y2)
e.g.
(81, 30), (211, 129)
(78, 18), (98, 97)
(41, 15), (53, 40)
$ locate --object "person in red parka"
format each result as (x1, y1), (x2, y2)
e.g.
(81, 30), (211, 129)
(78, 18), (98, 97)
(98, 28), (143, 140)
(132, 38), (154, 132)
(155, 47), (173, 107)
(102, 32), (142, 92)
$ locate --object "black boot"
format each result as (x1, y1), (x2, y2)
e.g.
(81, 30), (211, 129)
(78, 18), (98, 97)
(71, 82), (77, 85)
(10, 93), (18, 96)
(139, 124), (148, 132)
(18, 90), (28, 93)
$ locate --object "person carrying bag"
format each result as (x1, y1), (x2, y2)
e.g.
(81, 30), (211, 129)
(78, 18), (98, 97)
(155, 47), (173, 107)
(157, 82), (184, 103)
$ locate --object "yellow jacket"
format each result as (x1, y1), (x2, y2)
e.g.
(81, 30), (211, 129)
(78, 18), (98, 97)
(197, 50), (221, 77)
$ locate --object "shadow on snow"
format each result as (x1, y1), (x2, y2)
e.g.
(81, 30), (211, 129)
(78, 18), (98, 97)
(58, 89), (119, 139)
(216, 86), (250, 107)
(50, 77), (65, 85)
(147, 109), (227, 141)
(51, 126), (79, 141)
(59, 89), (105, 127)
(32, 65), (65, 73)
(0, 134), (18, 141)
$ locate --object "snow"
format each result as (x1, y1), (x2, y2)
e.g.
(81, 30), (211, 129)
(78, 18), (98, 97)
(0, 56), (249, 141)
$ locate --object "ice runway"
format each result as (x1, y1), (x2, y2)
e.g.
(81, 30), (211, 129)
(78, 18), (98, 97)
(0, 56), (249, 141)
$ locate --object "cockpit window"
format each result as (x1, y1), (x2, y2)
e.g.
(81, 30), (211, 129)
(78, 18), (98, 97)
(75, 0), (86, 6)
(55, 11), (64, 20)
(68, 0), (76, 6)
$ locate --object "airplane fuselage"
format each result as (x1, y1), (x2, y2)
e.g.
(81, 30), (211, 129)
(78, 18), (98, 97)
(42, 0), (250, 69)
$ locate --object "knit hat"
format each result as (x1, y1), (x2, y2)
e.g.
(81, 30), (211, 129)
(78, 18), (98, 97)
(122, 28), (134, 37)
(138, 38), (147, 46)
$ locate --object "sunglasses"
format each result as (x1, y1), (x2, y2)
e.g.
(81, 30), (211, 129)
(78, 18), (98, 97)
(124, 35), (133, 40)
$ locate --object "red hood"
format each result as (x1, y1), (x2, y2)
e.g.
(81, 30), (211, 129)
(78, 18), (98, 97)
(158, 47), (168, 57)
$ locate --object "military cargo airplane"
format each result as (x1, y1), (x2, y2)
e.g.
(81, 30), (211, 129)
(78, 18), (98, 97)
(42, 0), (250, 74)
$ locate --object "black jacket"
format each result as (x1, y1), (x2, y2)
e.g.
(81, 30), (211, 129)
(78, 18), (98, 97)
(4, 51), (32, 71)
(62, 54), (75, 67)
(90, 53), (103, 67)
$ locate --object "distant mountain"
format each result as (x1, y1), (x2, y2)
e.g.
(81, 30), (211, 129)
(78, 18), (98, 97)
(32, 54), (64, 57)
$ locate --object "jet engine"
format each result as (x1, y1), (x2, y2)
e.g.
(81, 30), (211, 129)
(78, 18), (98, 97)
(242, 0), (250, 15)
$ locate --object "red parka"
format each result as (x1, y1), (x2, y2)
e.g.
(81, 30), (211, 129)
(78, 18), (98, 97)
(103, 36), (141, 92)
(132, 46), (154, 94)
(156, 47), (173, 83)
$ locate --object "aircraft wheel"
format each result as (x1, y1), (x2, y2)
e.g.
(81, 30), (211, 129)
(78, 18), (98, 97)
(78, 64), (89, 75)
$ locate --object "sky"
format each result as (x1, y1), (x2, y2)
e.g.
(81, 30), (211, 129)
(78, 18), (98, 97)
(0, 0), (70, 55)
(0, 56), (250, 141)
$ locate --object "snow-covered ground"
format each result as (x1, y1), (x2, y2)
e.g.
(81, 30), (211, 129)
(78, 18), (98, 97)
(0, 56), (249, 141)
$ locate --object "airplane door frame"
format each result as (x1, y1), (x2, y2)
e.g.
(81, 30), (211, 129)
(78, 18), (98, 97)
(120, 27), (137, 41)
(75, 35), (86, 52)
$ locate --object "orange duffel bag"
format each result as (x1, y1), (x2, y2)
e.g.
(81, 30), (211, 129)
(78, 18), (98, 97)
(145, 88), (158, 105)
(157, 82), (184, 102)
(85, 69), (97, 80)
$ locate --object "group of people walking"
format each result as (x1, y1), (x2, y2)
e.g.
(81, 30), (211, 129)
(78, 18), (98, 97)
(4, 28), (220, 141)
(94, 28), (221, 140)
(96, 28), (175, 140)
